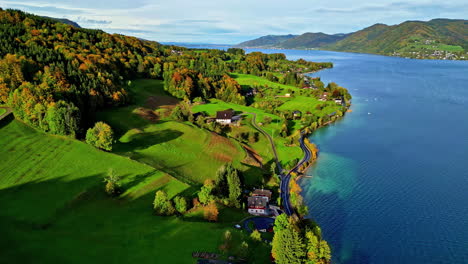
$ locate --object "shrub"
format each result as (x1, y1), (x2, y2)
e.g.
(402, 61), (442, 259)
(250, 230), (262, 241)
(103, 168), (121, 196)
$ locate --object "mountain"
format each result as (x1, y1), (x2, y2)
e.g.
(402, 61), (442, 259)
(278, 32), (350, 49)
(325, 19), (468, 56)
(43, 16), (81, 28)
(236, 34), (297, 47)
(236, 19), (467, 59)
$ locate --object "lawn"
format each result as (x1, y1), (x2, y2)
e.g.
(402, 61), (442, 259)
(98, 79), (249, 185)
(230, 73), (298, 91)
(0, 118), (270, 264)
(193, 99), (303, 169)
(0, 108), (6, 116)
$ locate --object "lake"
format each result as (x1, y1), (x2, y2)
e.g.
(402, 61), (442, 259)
(245, 49), (467, 264)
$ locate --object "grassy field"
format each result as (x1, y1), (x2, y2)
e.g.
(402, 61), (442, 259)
(0, 108), (6, 116)
(97, 80), (253, 185)
(230, 73), (298, 90)
(193, 99), (303, 169)
(0, 118), (270, 264)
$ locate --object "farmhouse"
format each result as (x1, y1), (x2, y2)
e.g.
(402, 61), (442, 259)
(319, 92), (330, 101)
(248, 189), (272, 216)
(215, 109), (234, 125)
(335, 98), (343, 104)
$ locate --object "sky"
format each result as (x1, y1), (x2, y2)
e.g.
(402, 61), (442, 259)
(0, 0), (466, 44)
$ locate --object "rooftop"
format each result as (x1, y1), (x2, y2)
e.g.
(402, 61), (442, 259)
(252, 189), (272, 200)
(248, 196), (268, 208)
(216, 109), (234, 120)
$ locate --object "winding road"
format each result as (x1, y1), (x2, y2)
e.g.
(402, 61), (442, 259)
(246, 113), (313, 216)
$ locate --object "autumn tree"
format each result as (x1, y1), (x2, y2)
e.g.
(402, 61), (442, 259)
(203, 201), (219, 222)
(86, 122), (114, 151)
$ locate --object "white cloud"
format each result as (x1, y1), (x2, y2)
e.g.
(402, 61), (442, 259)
(0, 0), (466, 43)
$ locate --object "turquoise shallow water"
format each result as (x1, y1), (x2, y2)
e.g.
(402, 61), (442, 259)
(258, 50), (468, 264)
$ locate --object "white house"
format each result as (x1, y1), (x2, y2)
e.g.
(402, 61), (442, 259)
(335, 98), (343, 104)
(215, 109), (234, 125)
(247, 189), (273, 216)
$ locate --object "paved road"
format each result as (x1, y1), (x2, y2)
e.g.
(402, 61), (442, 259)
(245, 113), (313, 216)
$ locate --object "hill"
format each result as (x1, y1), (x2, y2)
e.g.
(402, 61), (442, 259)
(236, 19), (468, 60)
(325, 19), (467, 59)
(278, 32), (349, 49)
(236, 34), (298, 47)
(44, 16), (81, 28)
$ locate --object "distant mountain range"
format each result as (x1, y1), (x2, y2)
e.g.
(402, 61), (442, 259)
(236, 19), (468, 60)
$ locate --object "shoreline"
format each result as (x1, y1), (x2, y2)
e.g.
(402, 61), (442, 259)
(239, 46), (468, 61)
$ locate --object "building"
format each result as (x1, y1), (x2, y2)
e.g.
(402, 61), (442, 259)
(319, 92), (330, 101)
(248, 196), (269, 215)
(215, 109), (234, 125)
(248, 189), (272, 216)
(252, 189), (272, 199)
(334, 98), (343, 104)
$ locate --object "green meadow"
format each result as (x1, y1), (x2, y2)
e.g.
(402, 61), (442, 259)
(0, 108), (6, 116)
(230, 73), (298, 90)
(97, 80), (250, 185)
(0, 116), (269, 264)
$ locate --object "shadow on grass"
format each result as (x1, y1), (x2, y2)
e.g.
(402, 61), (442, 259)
(0, 113), (14, 128)
(114, 129), (183, 152)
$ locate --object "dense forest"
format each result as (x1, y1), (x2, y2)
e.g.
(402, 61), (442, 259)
(0, 8), (334, 137)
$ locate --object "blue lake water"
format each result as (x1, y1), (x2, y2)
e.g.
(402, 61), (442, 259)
(245, 49), (468, 264)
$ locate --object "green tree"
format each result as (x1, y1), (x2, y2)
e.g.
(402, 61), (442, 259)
(198, 179), (215, 205)
(272, 214), (306, 264)
(215, 163), (242, 207)
(174, 196), (188, 214)
(227, 167), (242, 207)
(46, 101), (80, 136)
(153, 190), (175, 216)
(86, 122), (114, 151)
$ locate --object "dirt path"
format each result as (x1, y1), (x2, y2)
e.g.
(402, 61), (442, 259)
(0, 107), (12, 120)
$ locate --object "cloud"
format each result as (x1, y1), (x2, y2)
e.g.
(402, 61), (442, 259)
(76, 17), (112, 25)
(0, 0), (466, 43)
(1, 2), (85, 15)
